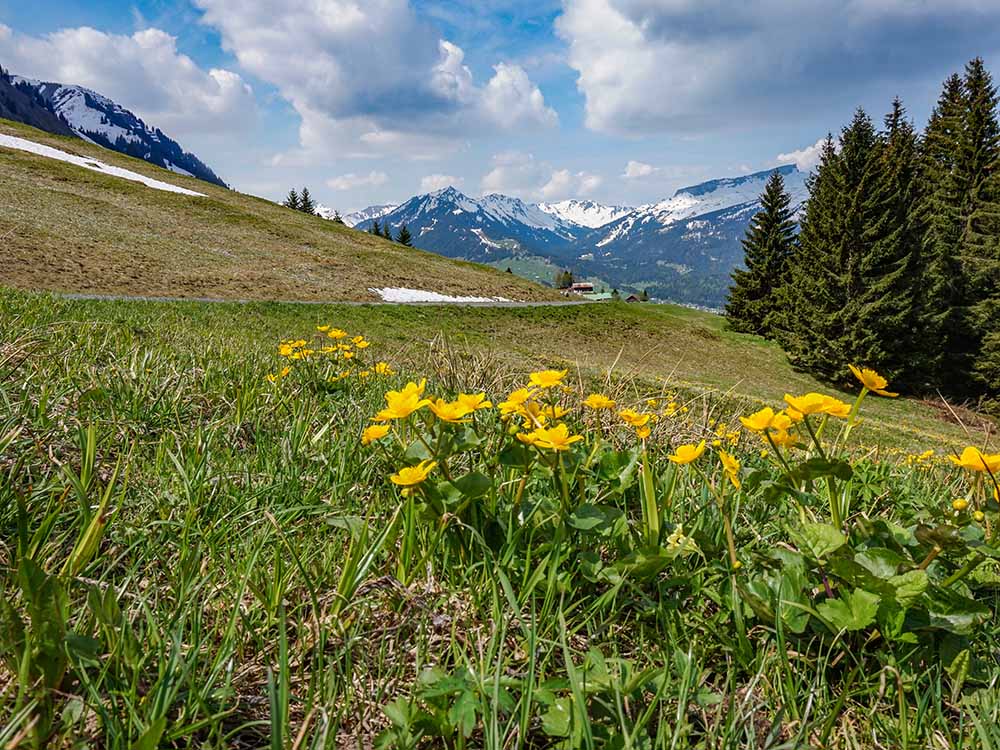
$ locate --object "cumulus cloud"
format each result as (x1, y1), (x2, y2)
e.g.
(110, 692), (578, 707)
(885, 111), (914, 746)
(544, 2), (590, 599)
(193, 0), (556, 160)
(556, 0), (1000, 134)
(481, 152), (601, 200)
(326, 171), (389, 190)
(623, 160), (658, 179)
(420, 174), (464, 192)
(776, 138), (828, 172)
(0, 25), (255, 139)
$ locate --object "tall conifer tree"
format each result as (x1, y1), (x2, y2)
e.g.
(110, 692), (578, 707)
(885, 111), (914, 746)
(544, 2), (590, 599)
(725, 170), (797, 337)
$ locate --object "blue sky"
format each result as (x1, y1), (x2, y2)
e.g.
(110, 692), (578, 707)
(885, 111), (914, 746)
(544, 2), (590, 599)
(3, 0), (1000, 212)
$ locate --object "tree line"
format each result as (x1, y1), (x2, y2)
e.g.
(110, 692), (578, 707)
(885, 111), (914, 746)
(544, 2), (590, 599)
(726, 58), (1000, 406)
(368, 219), (412, 247)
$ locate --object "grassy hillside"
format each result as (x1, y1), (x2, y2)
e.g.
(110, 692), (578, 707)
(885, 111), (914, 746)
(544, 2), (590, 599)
(1, 288), (990, 452)
(0, 118), (560, 303)
(3, 287), (1000, 748)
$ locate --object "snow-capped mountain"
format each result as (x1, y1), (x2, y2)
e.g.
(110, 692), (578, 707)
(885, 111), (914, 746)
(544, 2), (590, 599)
(10, 75), (226, 187)
(342, 203), (398, 227)
(537, 199), (633, 229)
(0, 70), (75, 137)
(566, 165), (809, 307)
(355, 186), (585, 261)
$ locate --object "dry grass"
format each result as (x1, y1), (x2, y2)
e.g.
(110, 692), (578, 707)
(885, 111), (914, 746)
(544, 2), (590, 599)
(0, 118), (560, 303)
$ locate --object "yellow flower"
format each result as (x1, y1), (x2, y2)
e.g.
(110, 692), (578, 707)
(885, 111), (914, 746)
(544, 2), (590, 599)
(456, 392), (493, 412)
(974, 510), (986, 522)
(390, 459), (437, 487)
(952, 498), (970, 511)
(355, 340), (371, 349)
(375, 384), (432, 421)
(583, 393), (616, 410)
(719, 450), (741, 489)
(499, 388), (535, 416)
(849, 364), (898, 397)
(531, 423), (584, 452)
(783, 393), (850, 419)
(949, 447), (1000, 473)
(668, 440), (706, 465)
(528, 369), (568, 388)
(517, 430), (543, 447)
(362, 424), (391, 445)
(374, 362), (395, 376)
(327, 328), (349, 340)
(428, 398), (473, 423)
(540, 404), (569, 420)
(636, 426), (651, 440)
(769, 429), (799, 449)
(317, 325), (331, 332)
(618, 408), (651, 428)
(279, 344), (295, 357)
(740, 407), (779, 433)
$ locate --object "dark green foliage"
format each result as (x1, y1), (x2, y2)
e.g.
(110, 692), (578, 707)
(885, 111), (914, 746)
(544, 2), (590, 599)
(725, 170), (797, 338)
(370, 219), (382, 236)
(282, 189), (300, 211)
(383, 222), (393, 241)
(554, 269), (574, 289)
(298, 187), (316, 215)
(761, 59), (1000, 400)
(396, 224), (413, 247)
(331, 210), (344, 224)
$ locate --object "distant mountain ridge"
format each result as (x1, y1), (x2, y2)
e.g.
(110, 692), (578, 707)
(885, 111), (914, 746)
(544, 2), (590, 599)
(343, 203), (398, 227)
(348, 165), (808, 307)
(5, 73), (226, 187)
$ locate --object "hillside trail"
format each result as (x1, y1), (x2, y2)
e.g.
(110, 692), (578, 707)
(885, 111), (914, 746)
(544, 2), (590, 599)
(57, 293), (596, 308)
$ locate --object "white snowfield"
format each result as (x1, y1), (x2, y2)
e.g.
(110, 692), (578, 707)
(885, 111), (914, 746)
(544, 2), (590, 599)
(369, 287), (512, 303)
(0, 133), (205, 197)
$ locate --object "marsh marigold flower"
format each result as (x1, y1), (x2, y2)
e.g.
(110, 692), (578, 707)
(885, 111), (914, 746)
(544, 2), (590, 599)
(529, 369), (568, 388)
(719, 450), (741, 489)
(498, 388), (535, 417)
(362, 424), (391, 445)
(783, 393), (851, 419)
(739, 407), (792, 433)
(375, 383), (431, 421)
(619, 408), (651, 428)
(456, 392), (493, 412)
(390, 459), (437, 487)
(374, 362), (395, 376)
(583, 393), (616, 410)
(948, 447), (1000, 473)
(428, 398), (473, 423)
(849, 365), (898, 397)
(327, 328), (348, 340)
(531, 423), (584, 452)
(668, 440), (706, 465)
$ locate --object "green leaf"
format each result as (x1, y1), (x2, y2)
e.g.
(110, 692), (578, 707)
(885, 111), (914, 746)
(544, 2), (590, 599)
(452, 471), (492, 499)
(816, 588), (880, 632)
(792, 522), (846, 562)
(567, 504), (607, 531)
(789, 457), (854, 482)
(946, 648), (971, 702)
(855, 548), (908, 578)
(541, 697), (572, 737)
(887, 569), (928, 606)
(920, 586), (991, 635)
(130, 717), (166, 750)
(403, 440), (433, 462)
(448, 691), (478, 738)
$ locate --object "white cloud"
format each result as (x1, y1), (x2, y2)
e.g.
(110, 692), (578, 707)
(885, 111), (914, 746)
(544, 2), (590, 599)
(776, 138), (827, 171)
(193, 0), (556, 161)
(623, 160), (658, 179)
(481, 152), (601, 200)
(0, 25), (255, 140)
(556, 0), (1000, 134)
(326, 171), (389, 190)
(420, 174), (464, 192)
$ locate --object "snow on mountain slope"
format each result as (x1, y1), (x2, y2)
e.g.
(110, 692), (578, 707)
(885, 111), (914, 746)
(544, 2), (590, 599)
(595, 165), (807, 247)
(537, 199), (633, 229)
(0, 133), (205, 197)
(342, 203), (398, 227)
(11, 75), (227, 188)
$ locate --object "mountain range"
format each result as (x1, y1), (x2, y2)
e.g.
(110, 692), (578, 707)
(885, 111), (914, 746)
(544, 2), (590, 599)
(0, 67), (226, 187)
(350, 165), (808, 307)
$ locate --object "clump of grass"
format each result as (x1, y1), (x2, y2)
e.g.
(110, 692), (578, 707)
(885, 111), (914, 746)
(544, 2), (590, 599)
(2, 289), (999, 749)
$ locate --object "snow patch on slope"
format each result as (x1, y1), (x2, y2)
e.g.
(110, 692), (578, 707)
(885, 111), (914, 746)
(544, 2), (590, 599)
(537, 199), (633, 229)
(369, 287), (511, 303)
(0, 133), (205, 197)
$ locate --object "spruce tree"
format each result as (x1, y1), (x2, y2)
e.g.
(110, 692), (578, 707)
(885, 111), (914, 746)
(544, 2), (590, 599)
(299, 187), (316, 215)
(396, 224), (413, 246)
(370, 219), (382, 236)
(725, 169), (797, 338)
(959, 59), (1000, 394)
(916, 73), (974, 391)
(332, 210), (344, 224)
(382, 223), (393, 240)
(283, 189), (300, 211)
(852, 99), (925, 388)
